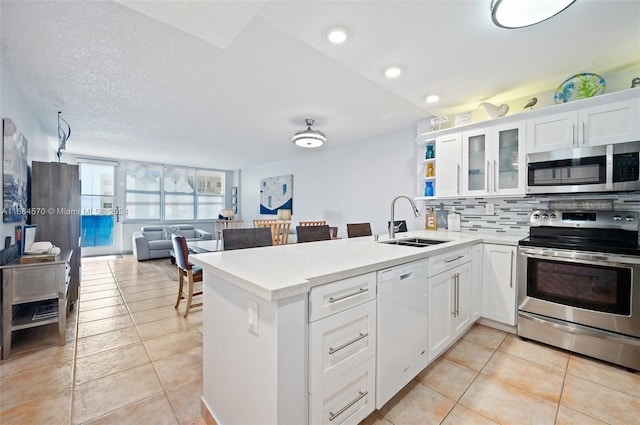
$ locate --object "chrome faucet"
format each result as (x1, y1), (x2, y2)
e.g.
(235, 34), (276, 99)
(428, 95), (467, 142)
(389, 194), (420, 239)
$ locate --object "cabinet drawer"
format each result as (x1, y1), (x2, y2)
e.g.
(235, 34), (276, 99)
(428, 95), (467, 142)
(309, 357), (375, 425)
(309, 272), (376, 322)
(428, 247), (471, 277)
(10, 266), (58, 303)
(309, 300), (376, 392)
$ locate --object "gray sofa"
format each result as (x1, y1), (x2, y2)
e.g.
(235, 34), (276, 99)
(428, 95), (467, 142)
(132, 224), (212, 261)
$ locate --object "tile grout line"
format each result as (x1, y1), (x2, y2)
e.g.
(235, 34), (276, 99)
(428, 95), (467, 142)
(552, 354), (570, 425)
(451, 334), (505, 425)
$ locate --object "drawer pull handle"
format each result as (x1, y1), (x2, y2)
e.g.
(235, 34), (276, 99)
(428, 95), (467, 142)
(329, 332), (369, 355)
(329, 391), (368, 422)
(444, 255), (464, 263)
(329, 288), (368, 303)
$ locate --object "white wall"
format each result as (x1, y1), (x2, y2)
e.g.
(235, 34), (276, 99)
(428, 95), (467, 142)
(240, 127), (423, 238)
(0, 49), (56, 246)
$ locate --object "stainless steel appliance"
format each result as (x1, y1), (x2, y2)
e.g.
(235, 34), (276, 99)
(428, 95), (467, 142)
(526, 141), (640, 194)
(518, 209), (640, 370)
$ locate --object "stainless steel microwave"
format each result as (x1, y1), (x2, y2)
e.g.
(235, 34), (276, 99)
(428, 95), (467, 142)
(527, 141), (640, 194)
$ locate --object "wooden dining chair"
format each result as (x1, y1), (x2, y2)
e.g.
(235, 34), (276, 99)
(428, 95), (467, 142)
(253, 219), (277, 228)
(254, 220), (291, 245)
(299, 220), (327, 227)
(172, 235), (203, 318)
(347, 222), (372, 238)
(269, 221), (291, 245)
(296, 225), (332, 243)
(222, 227), (274, 250)
(214, 219), (244, 242)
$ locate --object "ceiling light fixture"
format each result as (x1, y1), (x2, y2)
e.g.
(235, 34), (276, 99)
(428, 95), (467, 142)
(292, 119), (326, 148)
(327, 26), (349, 44)
(491, 0), (577, 29)
(425, 94), (440, 103)
(384, 66), (402, 79)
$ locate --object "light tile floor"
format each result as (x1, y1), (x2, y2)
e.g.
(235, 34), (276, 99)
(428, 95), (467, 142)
(1, 256), (639, 425)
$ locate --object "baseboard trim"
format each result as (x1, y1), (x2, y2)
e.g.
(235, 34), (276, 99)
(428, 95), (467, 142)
(201, 399), (218, 425)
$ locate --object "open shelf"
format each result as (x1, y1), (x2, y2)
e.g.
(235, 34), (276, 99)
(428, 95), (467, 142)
(11, 300), (59, 330)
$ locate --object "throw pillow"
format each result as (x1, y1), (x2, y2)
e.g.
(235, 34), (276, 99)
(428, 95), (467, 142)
(163, 226), (182, 240)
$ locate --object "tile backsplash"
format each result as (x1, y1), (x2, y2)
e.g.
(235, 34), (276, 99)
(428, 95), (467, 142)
(423, 192), (640, 237)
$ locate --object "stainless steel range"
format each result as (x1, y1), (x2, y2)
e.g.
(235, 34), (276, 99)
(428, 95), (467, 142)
(517, 209), (640, 370)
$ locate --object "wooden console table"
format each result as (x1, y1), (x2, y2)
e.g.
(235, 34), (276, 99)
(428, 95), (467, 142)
(1, 250), (72, 359)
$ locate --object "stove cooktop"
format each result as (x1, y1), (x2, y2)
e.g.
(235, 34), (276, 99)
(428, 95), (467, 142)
(520, 209), (640, 257)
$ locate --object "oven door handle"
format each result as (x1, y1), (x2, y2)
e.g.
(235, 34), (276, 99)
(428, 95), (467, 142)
(518, 249), (635, 267)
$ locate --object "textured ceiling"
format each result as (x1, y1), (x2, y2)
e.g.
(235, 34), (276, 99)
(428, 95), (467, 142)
(1, 1), (639, 170)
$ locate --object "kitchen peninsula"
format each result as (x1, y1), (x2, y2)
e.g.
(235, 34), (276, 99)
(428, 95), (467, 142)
(191, 230), (520, 425)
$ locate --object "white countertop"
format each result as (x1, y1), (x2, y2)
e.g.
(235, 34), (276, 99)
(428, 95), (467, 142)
(189, 230), (523, 301)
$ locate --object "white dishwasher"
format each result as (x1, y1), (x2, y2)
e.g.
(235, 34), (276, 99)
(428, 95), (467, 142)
(376, 259), (429, 408)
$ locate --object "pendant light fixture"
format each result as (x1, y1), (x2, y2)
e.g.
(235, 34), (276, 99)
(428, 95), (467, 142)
(292, 119), (326, 148)
(491, 0), (576, 29)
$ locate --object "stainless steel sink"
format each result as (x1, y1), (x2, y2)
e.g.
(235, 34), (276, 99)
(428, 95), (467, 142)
(380, 238), (449, 248)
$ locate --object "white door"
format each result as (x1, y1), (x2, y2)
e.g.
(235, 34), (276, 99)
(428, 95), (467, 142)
(452, 262), (472, 337)
(526, 111), (577, 153)
(462, 128), (488, 196)
(427, 270), (454, 362)
(482, 244), (517, 326)
(579, 99), (640, 146)
(493, 121), (526, 196)
(435, 133), (462, 197)
(80, 162), (121, 256)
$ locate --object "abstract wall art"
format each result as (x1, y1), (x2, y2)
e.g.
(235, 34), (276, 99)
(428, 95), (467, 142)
(3, 118), (29, 223)
(260, 174), (293, 215)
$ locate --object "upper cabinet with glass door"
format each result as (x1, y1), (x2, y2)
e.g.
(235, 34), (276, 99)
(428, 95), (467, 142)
(461, 121), (526, 196)
(416, 88), (639, 200)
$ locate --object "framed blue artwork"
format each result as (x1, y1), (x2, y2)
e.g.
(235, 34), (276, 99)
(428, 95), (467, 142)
(260, 174), (293, 215)
(2, 118), (29, 223)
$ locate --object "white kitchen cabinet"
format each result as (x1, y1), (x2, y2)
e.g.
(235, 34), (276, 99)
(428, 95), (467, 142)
(579, 98), (640, 146)
(309, 300), (376, 392)
(527, 98), (640, 152)
(526, 111), (577, 152)
(310, 357), (376, 425)
(432, 133), (462, 198)
(470, 244), (483, 322)
(309, 272), (376, 322)
(309, 273), (376, 423)
(462, 121), (525, 196)
(427, 247), (473, 362)
(482, 244), (517, 326)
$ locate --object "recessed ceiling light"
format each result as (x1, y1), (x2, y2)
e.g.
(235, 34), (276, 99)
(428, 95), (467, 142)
(425, 94), (440, 103)
(384, 66), (402, 79)
(327, 27), (349, 44)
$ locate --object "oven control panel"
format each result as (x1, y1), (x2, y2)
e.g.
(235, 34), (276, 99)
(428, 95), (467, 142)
(530, 209), (639, 231)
